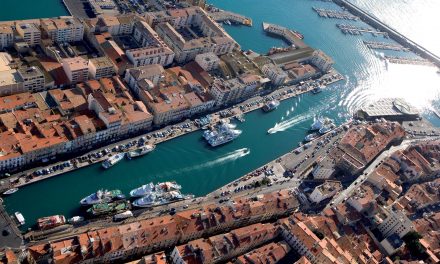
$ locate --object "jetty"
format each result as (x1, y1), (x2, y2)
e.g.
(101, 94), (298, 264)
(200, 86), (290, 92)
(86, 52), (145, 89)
(333, 0), (440, 67)
(262, 22), (307, 49)
(336, 23), (388, 37)
(208, 10), (252, 26)
(363, 41), (409, 52)
(384, 56), (434, 67)
(312, 7), (359, 20)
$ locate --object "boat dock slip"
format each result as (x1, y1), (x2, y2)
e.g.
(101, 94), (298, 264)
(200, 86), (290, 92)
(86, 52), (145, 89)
(208, 10), (252, 26)
(336, 24), (389, 37)
(262, 22), (307, 49)
(363, 41), (409, 52)
(384, 56), (434, 67)
(312, 7), (359, 20)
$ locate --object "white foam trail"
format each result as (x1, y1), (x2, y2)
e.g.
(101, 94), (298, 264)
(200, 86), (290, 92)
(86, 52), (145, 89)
(158, 148), (251, 177)
(291, 106), (294, 111)
(286, 110), (290, 116)
(268, 113), (313, 134)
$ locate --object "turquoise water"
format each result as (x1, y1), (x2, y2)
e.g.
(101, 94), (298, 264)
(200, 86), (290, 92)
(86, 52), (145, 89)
(2, 0), (440, 230)
(0, 0), (68, 21)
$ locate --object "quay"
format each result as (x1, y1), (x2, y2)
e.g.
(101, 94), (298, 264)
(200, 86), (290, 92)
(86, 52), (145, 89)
(363, 41), (409, 52)
(384, 55), (434, 67)
(62, 0), (91, 18)
(262, 22), (307, 49)
(336, 23), (388, 37)
(312, 7), (359, 21)
(0, 203), (22, 248)
(5, 71), (344, 191)
(333, 0), (440, 68)
(208, 10), (252, 26)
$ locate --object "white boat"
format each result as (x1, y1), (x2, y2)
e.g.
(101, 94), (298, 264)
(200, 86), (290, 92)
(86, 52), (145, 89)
(2, 188), (18, 195)
(113, 210), (133, 221)
(14, 212), (25, 226)
(68, 216), (84, 224)
(102, 153), (125, 169)
(132, 193), (159, 208)
(262, 100), (280, 112)
(127, 145), (155, 159)
(304, 132), (319, 142)
(80, 189), (125, 206)
(129, 182), (155, 198)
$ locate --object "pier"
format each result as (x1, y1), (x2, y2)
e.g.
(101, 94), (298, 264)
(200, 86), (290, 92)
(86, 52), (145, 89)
(62, 0), (91, 18)
(262, 22), (307, 49)
(333, 0), (440, 68)
(363, 41), (409, 52)
(312, 7), (359, 20)
(208, 10), (252, 26)
(336, 23), (388, 37)
(384, 56), (434, 67)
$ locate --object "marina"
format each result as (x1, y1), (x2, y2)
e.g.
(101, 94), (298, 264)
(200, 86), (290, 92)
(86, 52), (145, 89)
(336, 23), (389, 37)
(312, 7), (359, 21)
(384, 56), (434, 66)
(363, 41), (409, 51)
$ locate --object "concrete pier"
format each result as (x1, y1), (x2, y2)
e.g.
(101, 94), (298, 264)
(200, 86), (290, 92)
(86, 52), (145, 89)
(208, 10), (252, 26)
(333, 0), (440, 68)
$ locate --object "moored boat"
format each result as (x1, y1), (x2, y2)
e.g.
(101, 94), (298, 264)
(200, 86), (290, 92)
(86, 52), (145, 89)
(113, 210), (133, 221)
(68, 216), (84, 224)
(37, 215), (66, 230)
(80, 189), (125, 206)
(87, 201), (130, 216)
(127, 145), (155, 159)
(129, 182), (155, 198)
(304, 132), (319, 142)
(102, 153), (124, 169)
(14, 212), (25, 226)
(203, 121), (241, 147)
(262, 100), (280, 112)
(2, 188), (18, 195)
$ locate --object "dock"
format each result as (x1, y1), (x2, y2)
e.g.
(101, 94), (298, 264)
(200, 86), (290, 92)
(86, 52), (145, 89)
(312, 7), (359, 20)
(62, 0), (91, 18)
(262, 22), (307, 49)
(363, 41), (409, 52)
(384, 56), (434, 67)
(336, 23), (389, 37)
(208, 10), (252, 26)
(333, 0), (440, 68)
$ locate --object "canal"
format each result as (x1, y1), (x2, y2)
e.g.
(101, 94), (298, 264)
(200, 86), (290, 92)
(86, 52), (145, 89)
(2, 0), (440, 230)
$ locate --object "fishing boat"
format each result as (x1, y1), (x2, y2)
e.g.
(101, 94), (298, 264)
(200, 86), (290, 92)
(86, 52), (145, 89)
(80, 189), (125, 206)
(127, 145), (155, 159)
(2, 188), (18, 195)
(37, 215), (66, 230)
(87, 201), (130, 216)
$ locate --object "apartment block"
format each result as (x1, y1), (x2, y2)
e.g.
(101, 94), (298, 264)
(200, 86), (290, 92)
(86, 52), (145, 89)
(40, 17), (84, 43)
(88, 56), (115, 79)
(15, 22), (41, 46)
(0, 24), (14, 50)
(62, 56), (89, 84)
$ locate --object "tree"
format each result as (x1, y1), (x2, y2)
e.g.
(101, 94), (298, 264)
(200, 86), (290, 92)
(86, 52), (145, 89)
(403, 231), (428, 261)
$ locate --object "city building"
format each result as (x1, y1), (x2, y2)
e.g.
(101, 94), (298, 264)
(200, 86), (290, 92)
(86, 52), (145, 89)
(356, 98), (420, 121)
(308, 50), (333, 73)
(195, 52), (220, 72)
(17, 66), (46, 93)
(155, 7), (237, 63)
(40, 17), (84, 43)
(88, 56), (115, 79)
(0, 24), (14, 50)
(377, 209), (414, 239)
(261, 63), (288, 86)
(308, 181), (342, 204)
(15, 22), (41, 46)
(234, 241), (291, 264)
(62, 57), (89, 84)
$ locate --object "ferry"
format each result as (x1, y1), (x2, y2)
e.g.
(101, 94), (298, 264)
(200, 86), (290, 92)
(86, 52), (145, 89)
(203, 121), (241, 147)
(80, 189), (125, 206)
(102, 153), (125, 169)
(113, 210), (133, 221)
(2, 188), (18, 195)
(127, 145), (155, 159)
(37, 215), (66, 230)
(68, 216), (84, 224)
(262, 100), (280, 112)
(14, 212), (25, 226)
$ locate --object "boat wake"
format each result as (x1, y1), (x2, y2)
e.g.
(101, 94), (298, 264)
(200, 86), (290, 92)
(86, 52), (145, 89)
(156, 148), (250, 177)
(267, 104), (326, 134)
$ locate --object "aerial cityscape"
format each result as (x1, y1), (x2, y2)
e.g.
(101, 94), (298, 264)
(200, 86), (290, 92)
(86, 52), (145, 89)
(0, 0), (439, 263)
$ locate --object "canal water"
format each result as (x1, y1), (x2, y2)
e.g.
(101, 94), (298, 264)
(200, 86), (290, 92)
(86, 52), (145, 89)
(2, 0), (440, 230)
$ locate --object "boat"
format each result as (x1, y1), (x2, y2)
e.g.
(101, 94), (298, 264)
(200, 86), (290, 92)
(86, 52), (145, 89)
(87, 201), (130, 216)
(68, 216), (84, 224)
(319, 123), (336, 135)
(132, 191), (193, 208)
(37, 215), (66, 230)
(262, 100), (280, 112)
(311, 87), (322, 94)
(129, 182), (155, 198)
(304, 132), (319, 142)
(156, 181), (182, 192)
(310, 117), (334, 131)
(2, 188), (18, 195)
(132, 193), (159, 208)
(80, 189), (125, 206)
(127, 145), (155, 159)
(14, 212), (25, 226)
(203, 121), (242, 147)
(102, 153), (125, 169)
(113, 210), (133, 221)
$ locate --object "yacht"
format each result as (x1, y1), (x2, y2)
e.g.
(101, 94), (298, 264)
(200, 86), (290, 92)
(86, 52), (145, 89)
(310, 117), (334, 131)
(102, 153), (124, 169)
(203, 121), (242, 147)
(127, 145), (155, 159)
(319, 123), (336, 135)
(129, 182), (155, 198)
(262, 100), (280, 112)
(304, 132), (319, 142)
(14, 212), (25, 226)
(132, 193), (159, 208)
(2, 188), (18, 195)
(80, 189), (125, 206)
(68, 216), (84, 224)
